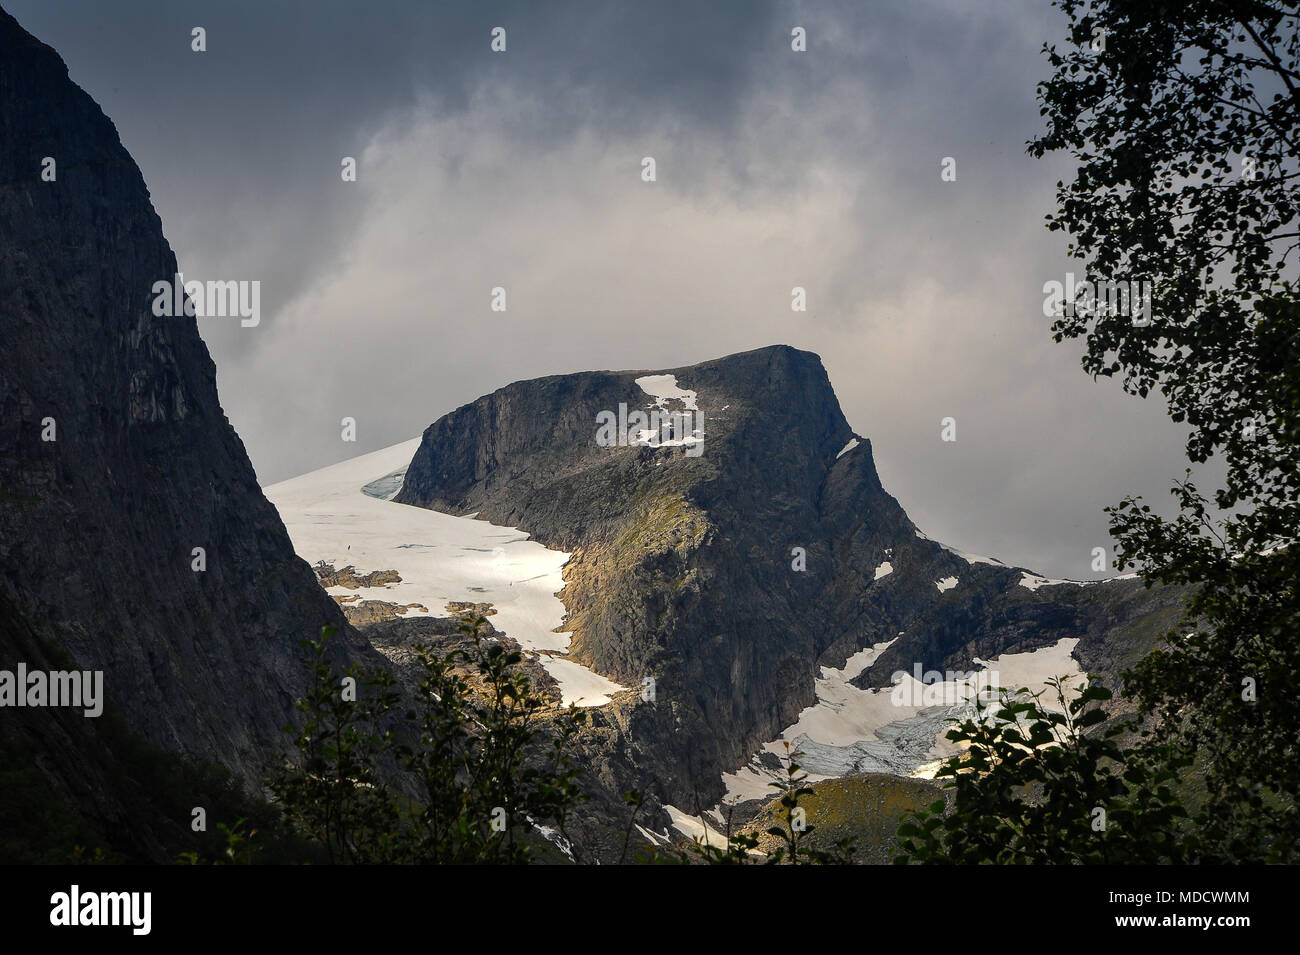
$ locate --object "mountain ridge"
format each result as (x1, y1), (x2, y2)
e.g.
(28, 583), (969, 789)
(391, 344), (1186, 810)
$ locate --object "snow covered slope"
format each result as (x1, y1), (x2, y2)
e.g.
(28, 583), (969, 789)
(720, 637), (1084, 802)
(264, 439), (627, 707)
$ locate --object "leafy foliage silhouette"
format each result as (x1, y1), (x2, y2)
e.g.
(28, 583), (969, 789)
(1023, 0), (1300, 861)
(268, 618), (587, 864)
(895, 678), (1188, 864)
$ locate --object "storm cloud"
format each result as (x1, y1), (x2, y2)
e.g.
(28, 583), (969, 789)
(8, 0), (1199, 578)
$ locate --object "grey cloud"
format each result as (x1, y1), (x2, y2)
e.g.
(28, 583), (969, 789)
(6, 0), (1202, 578)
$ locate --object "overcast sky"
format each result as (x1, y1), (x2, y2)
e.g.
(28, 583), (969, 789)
(10, 0), (1204, 579)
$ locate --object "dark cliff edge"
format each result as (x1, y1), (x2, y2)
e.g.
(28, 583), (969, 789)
(396, 344), (1189, 812)
(0, 7), (374, 854)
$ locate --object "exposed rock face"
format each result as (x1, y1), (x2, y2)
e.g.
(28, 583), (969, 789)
(331, 599), (431, 626)
(395, 344), (1186, 807)
(361, 611), (562, 701)
(310, 562), (427, 624)
(0, 9), (371, 789)
(312, 562), (404, 590)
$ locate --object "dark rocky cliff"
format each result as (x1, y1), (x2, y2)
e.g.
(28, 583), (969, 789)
(396, 344), (1187, 807)
(0, 8), (370, 792)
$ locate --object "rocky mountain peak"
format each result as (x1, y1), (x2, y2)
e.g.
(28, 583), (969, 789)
(391, 346), (1183, 809)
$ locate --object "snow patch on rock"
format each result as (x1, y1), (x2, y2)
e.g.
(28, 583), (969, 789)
(721, 637), (1085, 799)
(635, 374), (698, 411)
(663, 805), (728, 848)
(1017, 572), (1096, 591)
